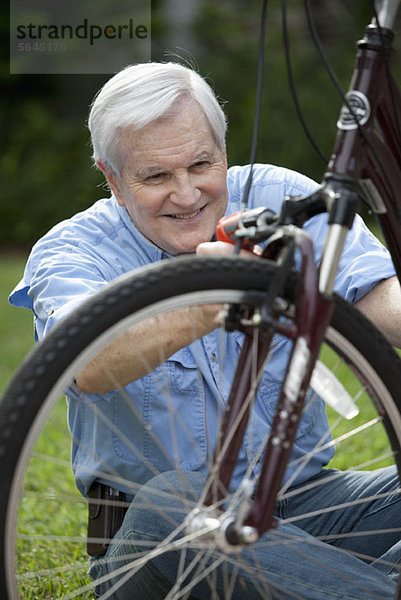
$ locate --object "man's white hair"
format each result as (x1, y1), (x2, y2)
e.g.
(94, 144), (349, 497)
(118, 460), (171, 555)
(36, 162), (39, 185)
(88, 62), (227, 177)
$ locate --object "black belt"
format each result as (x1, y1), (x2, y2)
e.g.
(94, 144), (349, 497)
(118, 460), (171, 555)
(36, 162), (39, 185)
(87, 482), (131, 557)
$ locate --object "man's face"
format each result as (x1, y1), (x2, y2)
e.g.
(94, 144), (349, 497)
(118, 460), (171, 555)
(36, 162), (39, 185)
(108, 100), (228, 255)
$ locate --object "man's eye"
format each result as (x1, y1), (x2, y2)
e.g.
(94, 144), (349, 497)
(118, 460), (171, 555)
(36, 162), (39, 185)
(193, 161), (209, 169)
(146, 173), (164, 182)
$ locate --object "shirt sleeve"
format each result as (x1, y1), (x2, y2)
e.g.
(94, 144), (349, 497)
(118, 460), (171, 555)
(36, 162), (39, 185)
(304, 211), (396, 302)
(227, 164), (396, 302)
(9, 238), (112, 341)
(277, 165), (397, 301)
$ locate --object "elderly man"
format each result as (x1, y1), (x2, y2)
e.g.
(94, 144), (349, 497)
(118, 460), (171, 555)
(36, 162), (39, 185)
(10, 62), (401, 599)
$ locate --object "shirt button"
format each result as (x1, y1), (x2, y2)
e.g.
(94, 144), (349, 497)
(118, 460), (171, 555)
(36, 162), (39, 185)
(211, 353), (216, 362)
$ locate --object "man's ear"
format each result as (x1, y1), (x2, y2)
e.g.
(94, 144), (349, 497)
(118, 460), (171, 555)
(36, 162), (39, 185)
(96, 160), (126, 206)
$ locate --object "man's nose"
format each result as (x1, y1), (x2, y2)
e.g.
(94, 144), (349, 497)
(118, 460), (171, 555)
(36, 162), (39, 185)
(170, 172), (201, 205)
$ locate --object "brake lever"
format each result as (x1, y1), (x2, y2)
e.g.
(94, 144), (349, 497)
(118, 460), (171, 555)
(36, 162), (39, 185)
(216, 207), (278, 252)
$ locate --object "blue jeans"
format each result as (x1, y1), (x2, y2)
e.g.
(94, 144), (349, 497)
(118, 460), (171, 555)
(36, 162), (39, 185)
(90, 467), (401, 599)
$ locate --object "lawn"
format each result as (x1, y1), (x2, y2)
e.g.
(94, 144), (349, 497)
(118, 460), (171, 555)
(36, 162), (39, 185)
(0, 253), (34, 393)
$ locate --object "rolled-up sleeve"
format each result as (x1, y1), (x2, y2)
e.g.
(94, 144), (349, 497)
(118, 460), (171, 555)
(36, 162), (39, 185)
(304, 211), (395, 302)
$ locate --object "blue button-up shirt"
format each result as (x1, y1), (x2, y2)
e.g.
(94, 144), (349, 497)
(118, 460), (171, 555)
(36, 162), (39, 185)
(9, 164), (395, 497)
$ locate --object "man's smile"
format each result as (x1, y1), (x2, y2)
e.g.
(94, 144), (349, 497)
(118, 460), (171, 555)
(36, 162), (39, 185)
(167, 206), (205, 220)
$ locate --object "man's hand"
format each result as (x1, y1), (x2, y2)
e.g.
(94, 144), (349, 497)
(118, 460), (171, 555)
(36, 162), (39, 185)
(196, 240), (262, 257)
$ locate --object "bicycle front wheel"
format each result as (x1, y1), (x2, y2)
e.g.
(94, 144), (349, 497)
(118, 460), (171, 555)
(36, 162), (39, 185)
(0, 256), (401, 599)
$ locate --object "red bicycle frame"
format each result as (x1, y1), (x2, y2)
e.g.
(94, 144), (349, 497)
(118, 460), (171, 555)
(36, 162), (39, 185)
(327, 23), (401, 279)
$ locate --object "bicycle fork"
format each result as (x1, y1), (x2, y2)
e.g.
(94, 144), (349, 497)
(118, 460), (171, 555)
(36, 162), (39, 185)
(188, 224), (349, 549)
(243, 229), (335, 539)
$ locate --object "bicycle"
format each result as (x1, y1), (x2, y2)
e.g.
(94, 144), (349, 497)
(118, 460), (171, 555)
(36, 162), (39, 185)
(1, 0), (401, 598)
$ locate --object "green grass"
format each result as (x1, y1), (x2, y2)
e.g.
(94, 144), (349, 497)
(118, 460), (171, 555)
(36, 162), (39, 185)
(17, 400), (91, 599)
(0, 253), (34, 393)
(319, 343), (394, 472)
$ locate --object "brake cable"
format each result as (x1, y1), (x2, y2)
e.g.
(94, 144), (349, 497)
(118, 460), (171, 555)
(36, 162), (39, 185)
(235, 0), (268, 254)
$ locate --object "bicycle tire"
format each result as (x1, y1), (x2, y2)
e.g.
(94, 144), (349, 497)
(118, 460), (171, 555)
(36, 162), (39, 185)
(1, 255), (401, 599)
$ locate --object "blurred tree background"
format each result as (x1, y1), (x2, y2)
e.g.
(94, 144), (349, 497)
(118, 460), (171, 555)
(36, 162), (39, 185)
(1, 0), (400, 250)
